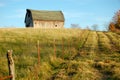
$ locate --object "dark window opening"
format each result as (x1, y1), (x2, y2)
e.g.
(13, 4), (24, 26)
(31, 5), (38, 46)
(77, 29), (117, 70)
(55, 25), (57, 27)
(26, 23), (30, 27)
(26, 24), (29, 27)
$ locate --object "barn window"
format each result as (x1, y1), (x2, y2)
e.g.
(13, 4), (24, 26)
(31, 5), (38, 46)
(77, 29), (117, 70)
(55, 25), (57, 27)
(26, 24), (29, 27)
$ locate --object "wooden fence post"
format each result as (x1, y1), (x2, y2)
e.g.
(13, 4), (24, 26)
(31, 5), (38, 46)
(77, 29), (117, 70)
(7, 50), (15, 80)
(37, 40), (40, 65)
(53, 39), (56, 57)
(62, 38), (64, 54)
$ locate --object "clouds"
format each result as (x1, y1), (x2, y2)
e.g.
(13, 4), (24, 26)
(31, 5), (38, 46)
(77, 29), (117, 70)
(95, 17), (111, 22)
(12, 0), (20, 1)
(15, 9), (26, 18)
(64, 11), (111, 23)
(63, 10), (111, 29)
(63, 11), (96, 27)
(64, 11), (94, 18)
(6, 9), (25, 19)
(0, 2), (5, 7)
(0, 8), (26, 27)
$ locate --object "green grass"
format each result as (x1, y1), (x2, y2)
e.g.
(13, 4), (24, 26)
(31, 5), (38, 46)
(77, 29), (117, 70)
(0, 28), (120, 80)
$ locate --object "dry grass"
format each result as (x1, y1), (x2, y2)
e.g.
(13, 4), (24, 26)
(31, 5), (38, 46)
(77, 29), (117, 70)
(0, 28), (120, 80)
(97, 32), (112, 53)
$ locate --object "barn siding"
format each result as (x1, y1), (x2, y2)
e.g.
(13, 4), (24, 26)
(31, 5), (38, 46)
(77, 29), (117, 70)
(33, 20), (64, 28)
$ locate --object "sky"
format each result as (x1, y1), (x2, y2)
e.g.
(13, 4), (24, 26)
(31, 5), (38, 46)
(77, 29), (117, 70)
(0, 0), (120, 30)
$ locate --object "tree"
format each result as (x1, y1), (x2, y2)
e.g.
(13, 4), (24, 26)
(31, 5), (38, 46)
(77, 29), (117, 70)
(109, 22), (115, 31)
(109, 10), (120, 32)
(103, 23), (109, 31)
(112, 10), (120, 24)
(71, 24), (81, 29)
(91, 24), (98, 31)
(85, 26), (91, 30)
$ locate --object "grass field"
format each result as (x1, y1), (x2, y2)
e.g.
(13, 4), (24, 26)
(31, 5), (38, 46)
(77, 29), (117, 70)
(0, 28), (120, 80)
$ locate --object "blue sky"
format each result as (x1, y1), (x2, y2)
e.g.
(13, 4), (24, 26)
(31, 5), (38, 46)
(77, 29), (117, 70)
(0, 0), (120, 30)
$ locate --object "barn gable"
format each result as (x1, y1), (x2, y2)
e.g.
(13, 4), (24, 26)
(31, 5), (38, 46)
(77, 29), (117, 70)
(25, 9), (65, 28)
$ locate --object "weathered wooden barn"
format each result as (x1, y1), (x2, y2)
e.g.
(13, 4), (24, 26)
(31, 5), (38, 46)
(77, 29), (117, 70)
(24, 9), (65, 28)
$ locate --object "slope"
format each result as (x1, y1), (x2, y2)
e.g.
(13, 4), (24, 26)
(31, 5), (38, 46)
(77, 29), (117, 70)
(0, 28), (120, 80)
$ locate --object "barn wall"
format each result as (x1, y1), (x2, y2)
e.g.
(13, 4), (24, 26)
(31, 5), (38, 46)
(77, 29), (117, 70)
(33, 20), (64, 28)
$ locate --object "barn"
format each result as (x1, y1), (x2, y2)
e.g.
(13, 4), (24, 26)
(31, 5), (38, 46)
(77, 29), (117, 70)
(24, 9), (65, 28)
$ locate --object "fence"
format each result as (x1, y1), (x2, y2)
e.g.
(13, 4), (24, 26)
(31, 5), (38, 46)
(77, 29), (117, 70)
(0, 50), (15, 80)
(0, 36), (94, 79)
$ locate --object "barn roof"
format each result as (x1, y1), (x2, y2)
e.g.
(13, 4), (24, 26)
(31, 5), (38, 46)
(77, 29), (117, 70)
(27, 9), (65, 21)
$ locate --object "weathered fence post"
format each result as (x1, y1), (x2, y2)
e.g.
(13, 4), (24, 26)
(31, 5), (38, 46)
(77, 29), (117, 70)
(7, 50), (15, 80)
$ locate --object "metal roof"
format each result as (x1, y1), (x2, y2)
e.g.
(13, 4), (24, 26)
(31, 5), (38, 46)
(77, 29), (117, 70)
(27, 9), (65, 21)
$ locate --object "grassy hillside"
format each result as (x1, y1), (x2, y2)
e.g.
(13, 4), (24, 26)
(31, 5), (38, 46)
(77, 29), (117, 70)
(0, 28), (120, 80)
